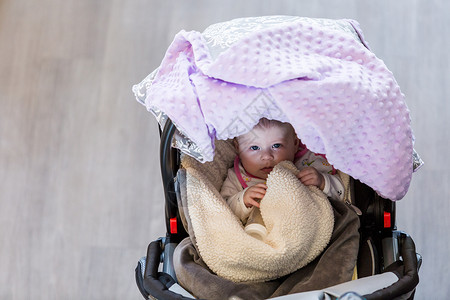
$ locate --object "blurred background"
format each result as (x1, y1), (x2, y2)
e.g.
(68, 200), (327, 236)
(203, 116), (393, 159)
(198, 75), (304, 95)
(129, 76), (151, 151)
(0, 0), (448, 299)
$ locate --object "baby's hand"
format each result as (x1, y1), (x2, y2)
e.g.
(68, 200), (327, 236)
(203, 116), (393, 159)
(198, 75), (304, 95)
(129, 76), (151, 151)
(243, 183), (267, 208)
(297, 167), (325, 190)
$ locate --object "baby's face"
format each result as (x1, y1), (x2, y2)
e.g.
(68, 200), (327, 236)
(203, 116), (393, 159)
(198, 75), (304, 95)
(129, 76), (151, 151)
(236, 125), (299, 179)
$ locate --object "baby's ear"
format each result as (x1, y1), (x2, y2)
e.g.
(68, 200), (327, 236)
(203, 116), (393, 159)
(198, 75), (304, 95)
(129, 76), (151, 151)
(294, 137), (300, 147)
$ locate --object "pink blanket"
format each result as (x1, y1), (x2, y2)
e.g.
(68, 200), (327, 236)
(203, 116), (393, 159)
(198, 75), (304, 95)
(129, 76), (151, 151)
(134, 16), (413, 200)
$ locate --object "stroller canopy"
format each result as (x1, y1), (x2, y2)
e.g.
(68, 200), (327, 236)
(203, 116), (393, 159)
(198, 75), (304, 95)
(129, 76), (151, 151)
(133, 16), (419, 200)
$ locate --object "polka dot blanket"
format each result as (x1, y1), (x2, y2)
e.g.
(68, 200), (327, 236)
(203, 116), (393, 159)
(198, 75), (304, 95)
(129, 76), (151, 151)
(133, 16), (415, 200)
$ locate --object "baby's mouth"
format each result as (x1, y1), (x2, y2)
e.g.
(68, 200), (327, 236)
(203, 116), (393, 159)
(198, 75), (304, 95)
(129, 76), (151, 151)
(261, 167), (274, 173)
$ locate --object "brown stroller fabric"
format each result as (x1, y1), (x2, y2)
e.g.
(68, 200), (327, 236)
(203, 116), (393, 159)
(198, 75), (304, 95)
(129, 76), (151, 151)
(172, 139), (360, 299)
(173, 195), (360, 300)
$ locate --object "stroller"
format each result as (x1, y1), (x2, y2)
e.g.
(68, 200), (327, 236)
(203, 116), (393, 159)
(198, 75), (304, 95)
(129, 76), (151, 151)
(133, 16), (422, 299)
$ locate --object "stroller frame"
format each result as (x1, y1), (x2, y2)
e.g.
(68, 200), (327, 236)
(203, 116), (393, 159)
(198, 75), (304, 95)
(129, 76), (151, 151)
(135, 119), (421, 300)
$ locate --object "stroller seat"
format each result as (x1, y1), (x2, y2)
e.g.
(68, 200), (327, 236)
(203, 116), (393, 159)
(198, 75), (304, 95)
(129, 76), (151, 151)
(135, 120), (420, 300)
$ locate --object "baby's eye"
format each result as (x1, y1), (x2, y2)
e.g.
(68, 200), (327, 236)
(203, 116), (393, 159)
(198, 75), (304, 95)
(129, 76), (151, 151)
(272, 143), (282, 149)
(250, 145), (260, 151)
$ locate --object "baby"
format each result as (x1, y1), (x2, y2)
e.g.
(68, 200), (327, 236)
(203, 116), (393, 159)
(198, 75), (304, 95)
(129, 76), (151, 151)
(220, 118), (344, 240)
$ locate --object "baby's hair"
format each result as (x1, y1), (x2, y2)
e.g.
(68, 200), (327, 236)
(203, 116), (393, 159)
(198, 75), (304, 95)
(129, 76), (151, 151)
(235, 118), (298, 146)
(253, 118), (297, 139)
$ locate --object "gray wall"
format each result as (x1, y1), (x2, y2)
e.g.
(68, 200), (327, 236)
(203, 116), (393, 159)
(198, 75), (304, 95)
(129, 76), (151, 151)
(0, 0), (447, 298)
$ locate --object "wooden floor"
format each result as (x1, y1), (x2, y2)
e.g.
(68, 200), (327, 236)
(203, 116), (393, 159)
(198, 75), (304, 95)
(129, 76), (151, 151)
(0, 0), (448, 298)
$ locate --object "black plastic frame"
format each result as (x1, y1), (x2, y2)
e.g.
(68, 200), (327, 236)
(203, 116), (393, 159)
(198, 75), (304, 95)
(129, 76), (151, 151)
(160, 119), (188, 242)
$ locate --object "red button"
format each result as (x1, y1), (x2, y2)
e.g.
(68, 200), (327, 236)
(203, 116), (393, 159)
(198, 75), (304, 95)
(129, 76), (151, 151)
(384, 212), (391, 228)
(170, 217), (177, 234)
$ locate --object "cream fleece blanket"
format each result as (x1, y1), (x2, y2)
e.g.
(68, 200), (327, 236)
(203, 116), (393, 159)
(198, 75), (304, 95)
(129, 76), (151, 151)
(184, 159), (334, 282)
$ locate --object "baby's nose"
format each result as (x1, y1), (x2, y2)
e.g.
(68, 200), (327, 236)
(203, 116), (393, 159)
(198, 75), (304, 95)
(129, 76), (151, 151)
(261, 150), (274, 160)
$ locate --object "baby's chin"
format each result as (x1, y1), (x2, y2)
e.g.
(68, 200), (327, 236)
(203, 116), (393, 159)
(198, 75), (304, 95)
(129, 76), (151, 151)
(259, 174), (269, 179)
